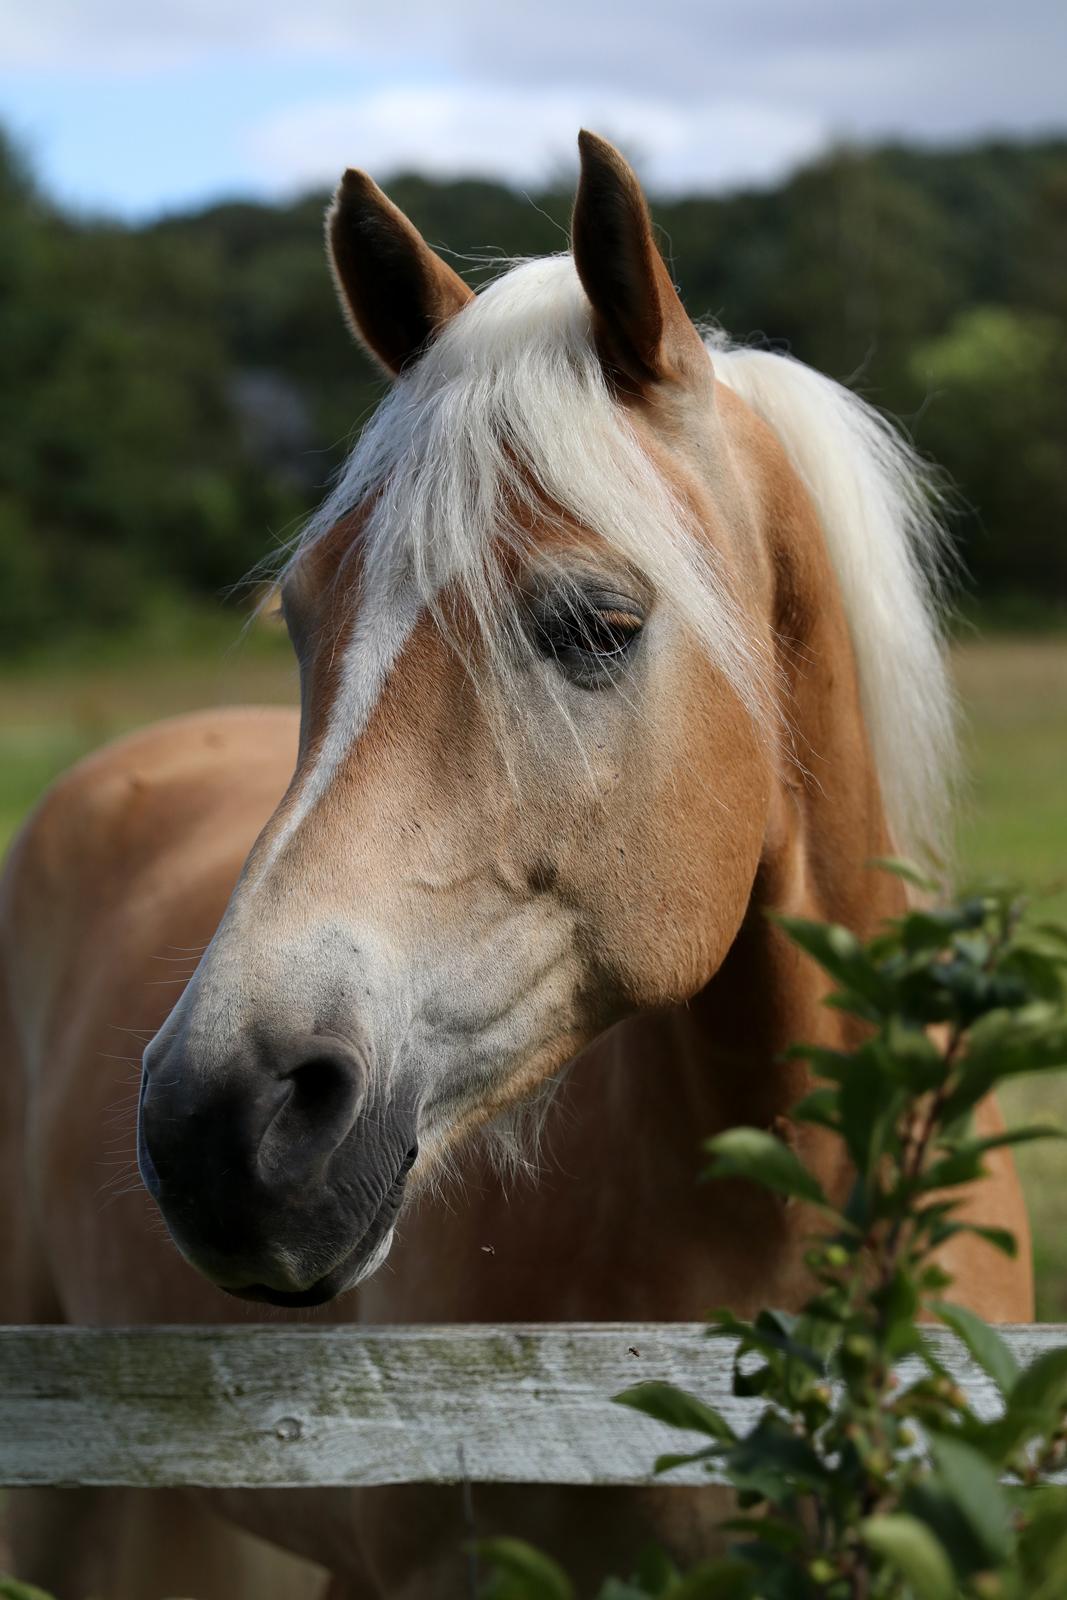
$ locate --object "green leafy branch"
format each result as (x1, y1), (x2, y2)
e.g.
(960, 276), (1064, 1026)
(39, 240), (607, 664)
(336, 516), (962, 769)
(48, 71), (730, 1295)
(478, 874), (1067, 1600)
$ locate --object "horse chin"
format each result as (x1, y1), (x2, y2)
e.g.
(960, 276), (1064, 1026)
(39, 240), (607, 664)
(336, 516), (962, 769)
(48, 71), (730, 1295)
(222, 1223), (398, 1308)
(145, 1099), (418, 1305)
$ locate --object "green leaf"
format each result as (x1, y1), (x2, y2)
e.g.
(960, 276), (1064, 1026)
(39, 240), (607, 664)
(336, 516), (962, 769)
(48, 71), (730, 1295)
(664, 1560), (755, 1599)
(788, 1086), (841, 1130)
(920, 1146), (990, 1189)
(716, 1515), (806, 1553)
(474, 1538), (574, 1600)
(595, 1582), (655, 1600)
(838, 1056), (905, 1174)
(937, 1123), (1067, 1160)
(0, 1583), (58, 1600)
(872, 1267), (923, 1357)
(1030, 1533), (1067, 1600)
(630, 1545), (680, 1594)
(1000, 944), (1066, 1001)
(961, 1223), (1019, 1258)
(1008, 1342), (1067, 1417)
(904, 1476), (997, 1574)
(919, 1262), (956, 1294)
(1017, 1485), (1067, 1600)
(783, 1042), (854, 1083)
(942, 1007), (1067, 1119)
(775, 915), (891, 1014)
(930, 1301), (1020, 1395)
(722, 1413), (829, 1500)
(709, 1306), (824, 1374)
(883, 1016), (949, 1089)
(613, 1382), (735, 1443)
(702, 1127), (831, 1209)
(897, 905), (986, 954)
(730, 1361), (773, 1400)
(860, 1513), (955, 1600)
(929, 1434), (1015, 1564)
(653, 1445), (720, 1475)
(869, 855), (940, 893)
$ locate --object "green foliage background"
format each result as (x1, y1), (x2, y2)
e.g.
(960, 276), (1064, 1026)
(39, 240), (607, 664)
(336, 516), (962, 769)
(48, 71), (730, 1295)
(1, 127), (1066, 652)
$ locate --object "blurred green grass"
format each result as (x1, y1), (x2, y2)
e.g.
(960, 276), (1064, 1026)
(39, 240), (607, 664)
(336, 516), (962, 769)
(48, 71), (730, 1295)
(0, 631), (1064, 1315)
(952, 638), (1067, 1319)
(955, 636), (1067, 910)
(0, 615), (297, 848)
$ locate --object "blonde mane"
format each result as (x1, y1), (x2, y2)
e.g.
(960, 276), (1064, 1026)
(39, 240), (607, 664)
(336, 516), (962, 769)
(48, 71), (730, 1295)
(291, 252), (955, 865)
(709, 336), (956, 865)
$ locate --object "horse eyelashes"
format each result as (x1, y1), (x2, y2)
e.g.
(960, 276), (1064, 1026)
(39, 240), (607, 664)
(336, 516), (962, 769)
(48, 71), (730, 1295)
(531, 598), (644, 687)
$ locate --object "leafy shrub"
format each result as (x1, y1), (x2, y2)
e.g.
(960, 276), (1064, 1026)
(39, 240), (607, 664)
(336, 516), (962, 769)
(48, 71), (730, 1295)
(478, 872), (1067, 1599)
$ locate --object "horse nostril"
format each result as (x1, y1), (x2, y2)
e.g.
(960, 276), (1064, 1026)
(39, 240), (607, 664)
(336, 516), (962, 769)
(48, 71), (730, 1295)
(287, 1054), (362, 1120)
(258, 1041), (368, 1184)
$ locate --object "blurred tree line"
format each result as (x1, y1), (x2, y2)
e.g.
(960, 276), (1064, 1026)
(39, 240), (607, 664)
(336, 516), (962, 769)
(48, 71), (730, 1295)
(1, 125), (1065, 654)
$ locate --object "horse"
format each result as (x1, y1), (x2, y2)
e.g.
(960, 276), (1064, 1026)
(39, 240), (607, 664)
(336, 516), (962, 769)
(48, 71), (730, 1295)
(0, 131), (1032, 1599)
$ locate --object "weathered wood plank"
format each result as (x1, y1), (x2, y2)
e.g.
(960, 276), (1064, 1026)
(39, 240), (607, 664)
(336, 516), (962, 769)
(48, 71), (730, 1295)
(0, 1324), (1064, 1489)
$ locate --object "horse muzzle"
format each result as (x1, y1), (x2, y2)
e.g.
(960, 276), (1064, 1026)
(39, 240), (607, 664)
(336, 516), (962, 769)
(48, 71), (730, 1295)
(137, 1029), (418, 1305)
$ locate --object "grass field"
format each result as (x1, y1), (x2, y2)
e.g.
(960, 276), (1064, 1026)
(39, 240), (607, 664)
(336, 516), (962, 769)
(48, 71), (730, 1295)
(0, 630), (1064, 1313)
(951, 638), (1067, 1318)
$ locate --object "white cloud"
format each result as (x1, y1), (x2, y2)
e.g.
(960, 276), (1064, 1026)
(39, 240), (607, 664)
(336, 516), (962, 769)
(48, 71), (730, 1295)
(5, 0), (1067, 142)
(2, 0), (1065, 212)
(248, 84), (828, 196)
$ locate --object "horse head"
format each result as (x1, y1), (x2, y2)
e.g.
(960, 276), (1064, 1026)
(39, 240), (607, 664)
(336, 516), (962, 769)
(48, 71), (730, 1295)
(137, 132), (950, 1306)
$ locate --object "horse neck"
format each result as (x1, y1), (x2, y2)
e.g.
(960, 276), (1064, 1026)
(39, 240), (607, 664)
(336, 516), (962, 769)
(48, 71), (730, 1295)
(542, 462), (910, 1316)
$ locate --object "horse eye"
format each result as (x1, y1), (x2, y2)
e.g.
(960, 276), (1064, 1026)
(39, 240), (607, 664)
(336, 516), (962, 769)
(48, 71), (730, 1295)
(533, 598), (644, 684)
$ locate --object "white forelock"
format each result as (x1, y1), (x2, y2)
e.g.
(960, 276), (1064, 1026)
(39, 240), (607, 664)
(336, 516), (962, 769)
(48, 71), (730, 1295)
(292, 255), (766, 716)
(289, 252), (955, 865)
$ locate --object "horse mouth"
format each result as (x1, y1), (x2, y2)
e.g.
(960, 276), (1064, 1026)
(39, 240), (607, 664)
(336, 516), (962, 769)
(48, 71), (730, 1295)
(226, 1149), (415, 1307)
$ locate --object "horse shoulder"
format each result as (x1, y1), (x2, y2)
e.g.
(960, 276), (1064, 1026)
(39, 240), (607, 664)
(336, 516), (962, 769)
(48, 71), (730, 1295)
(0, 705), (299, 1073)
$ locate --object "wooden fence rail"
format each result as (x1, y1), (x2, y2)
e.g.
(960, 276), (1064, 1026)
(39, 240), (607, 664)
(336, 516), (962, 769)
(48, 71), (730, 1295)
(1, 1324), (1064, 1490)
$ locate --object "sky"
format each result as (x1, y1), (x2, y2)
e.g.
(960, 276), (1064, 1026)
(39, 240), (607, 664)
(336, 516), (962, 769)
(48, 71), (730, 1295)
(1, 1), (1065, 219)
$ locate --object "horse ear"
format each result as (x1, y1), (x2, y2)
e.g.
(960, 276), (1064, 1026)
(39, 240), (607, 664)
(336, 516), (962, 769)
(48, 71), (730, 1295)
(572, 130), (705, 390)
(327, 168), (474, 375)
